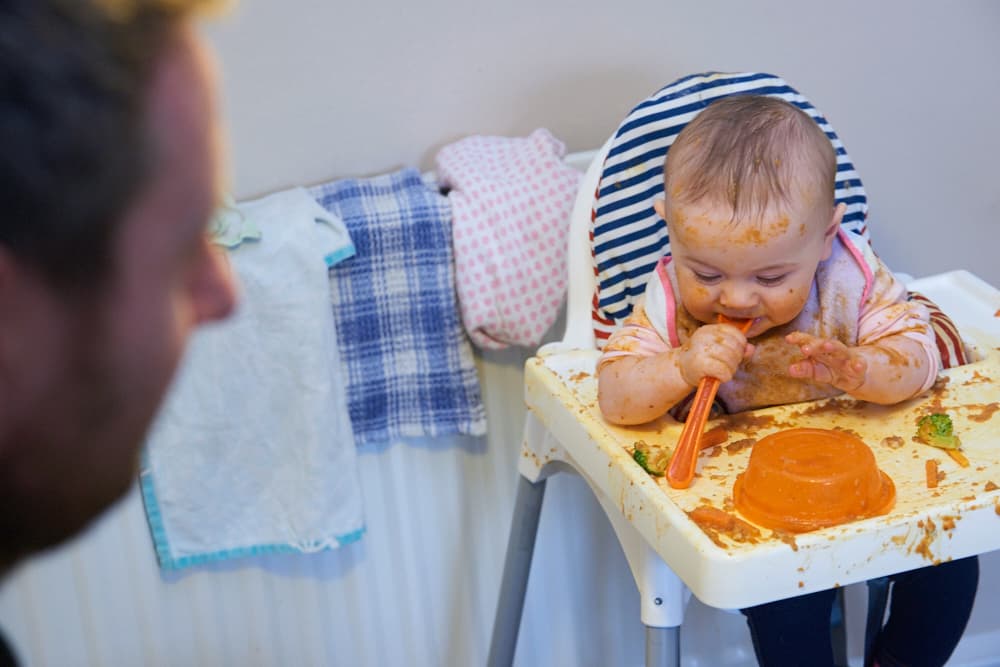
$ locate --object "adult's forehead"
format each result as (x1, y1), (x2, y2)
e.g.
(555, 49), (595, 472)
(143, 24), (218, 170)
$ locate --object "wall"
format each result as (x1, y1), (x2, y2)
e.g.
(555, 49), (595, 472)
(1, 1), (998, 666)
(208, 0), (999, 286)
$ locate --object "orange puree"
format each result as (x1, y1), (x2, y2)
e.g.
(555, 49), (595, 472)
(733, 428), (895, 533)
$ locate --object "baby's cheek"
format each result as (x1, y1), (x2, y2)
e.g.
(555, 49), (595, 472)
(679, 281), (714, 318)
(792, 286), (811, 311)
(769, 285), (811, 323)
(784, 284), (811, 312)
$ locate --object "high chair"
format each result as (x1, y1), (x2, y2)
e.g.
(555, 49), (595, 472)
(488, 72), (1000, 667)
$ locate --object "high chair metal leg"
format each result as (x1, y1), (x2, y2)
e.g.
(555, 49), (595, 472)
(594, 490), (688, 667)
(646, 626), (680, 667)
(487, 475), (547, 667)
(636, 545), (684, 667)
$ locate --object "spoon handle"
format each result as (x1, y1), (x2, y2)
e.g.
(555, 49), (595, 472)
(666, 316), (752, 489)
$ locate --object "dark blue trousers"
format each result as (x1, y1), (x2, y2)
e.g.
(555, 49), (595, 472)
(741, 556), (979, 667)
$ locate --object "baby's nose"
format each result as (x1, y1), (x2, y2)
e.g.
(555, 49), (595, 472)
(719, 282), (758, 310)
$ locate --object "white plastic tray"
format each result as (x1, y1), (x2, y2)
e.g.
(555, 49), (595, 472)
(523, 270), (1000, 608)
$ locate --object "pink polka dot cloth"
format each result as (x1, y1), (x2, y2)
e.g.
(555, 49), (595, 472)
(435, 128), (582, 350)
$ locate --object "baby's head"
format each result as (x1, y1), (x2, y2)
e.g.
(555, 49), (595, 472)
(653, 95), (847, 336)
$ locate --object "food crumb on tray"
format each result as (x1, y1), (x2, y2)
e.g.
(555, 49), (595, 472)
(687, 505), (761, 548)
(926, 459), (943, 489)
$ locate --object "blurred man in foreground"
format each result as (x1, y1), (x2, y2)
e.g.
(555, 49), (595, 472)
(0, 0), (236, 584)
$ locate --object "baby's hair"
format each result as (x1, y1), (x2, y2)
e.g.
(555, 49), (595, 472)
(664, 95), (836, 225)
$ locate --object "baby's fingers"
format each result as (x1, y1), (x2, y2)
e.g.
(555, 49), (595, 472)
(788, 359), (834, 384)
(789, 347), (866, 391)
(696, 346), (744, 382)
(784, 331), (821, 349)
(786, 332), (836, 357)
(784, 331), (815, 347)
(804, 340), (856, 370)
(826, 355), (867, 391)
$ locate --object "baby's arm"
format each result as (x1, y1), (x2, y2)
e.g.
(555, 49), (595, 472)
(785, 331), (933, 404)
(785, 258), (939, 405)
(599, 323), (750, 424)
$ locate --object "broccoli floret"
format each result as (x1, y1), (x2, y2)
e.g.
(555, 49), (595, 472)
(916, 413), (962, 450)
(632, 441), (668, 476)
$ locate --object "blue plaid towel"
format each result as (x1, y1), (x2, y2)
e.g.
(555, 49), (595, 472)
(310, 168), (487, 445)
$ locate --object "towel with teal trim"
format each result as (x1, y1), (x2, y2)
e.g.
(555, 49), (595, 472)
(140, 187), (364, 570)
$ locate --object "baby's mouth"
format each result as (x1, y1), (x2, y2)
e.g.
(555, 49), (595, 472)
(720, 314), (762, 337)
(719, 312), (758, 324)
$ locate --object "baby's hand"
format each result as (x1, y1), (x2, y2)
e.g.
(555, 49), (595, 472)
(785, 332), (866, 392)
(678, 324), (753, 387)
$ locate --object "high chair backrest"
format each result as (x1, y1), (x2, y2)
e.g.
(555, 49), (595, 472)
(560, 136), (614, 349)
(586, 72), (871, 347)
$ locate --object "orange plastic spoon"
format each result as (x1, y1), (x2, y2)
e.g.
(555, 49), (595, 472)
(666, 314), (752, 489)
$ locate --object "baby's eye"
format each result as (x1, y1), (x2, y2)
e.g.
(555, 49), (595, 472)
(756, 274), (787, 286)
(692, 270), (721, 284)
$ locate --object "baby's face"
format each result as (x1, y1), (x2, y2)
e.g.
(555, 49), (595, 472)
(659, 196), (840, 338)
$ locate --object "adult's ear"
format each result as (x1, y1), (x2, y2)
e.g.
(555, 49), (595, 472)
(820, 202), (846, 260)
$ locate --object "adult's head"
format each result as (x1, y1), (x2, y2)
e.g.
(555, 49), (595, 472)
(0, 0), (236, 572)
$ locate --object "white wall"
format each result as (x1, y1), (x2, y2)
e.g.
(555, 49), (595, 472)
(208, 0), (999, 285)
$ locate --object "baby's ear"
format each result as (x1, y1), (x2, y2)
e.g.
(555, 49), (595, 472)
(820, 203), (846, 260)
(653, 197), (667, 221)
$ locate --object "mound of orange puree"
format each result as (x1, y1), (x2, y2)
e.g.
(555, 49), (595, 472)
(734, 428), (895, 533)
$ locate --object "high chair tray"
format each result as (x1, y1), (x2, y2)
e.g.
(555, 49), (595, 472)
(523, 270), (1000, 609)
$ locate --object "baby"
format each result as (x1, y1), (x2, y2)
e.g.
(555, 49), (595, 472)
(596, 95), (978, 667)
(597, 95), (939, 425)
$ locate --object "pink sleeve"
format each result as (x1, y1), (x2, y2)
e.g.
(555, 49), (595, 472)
(596, 298), (672, 373)
(857, 261), (940, 393)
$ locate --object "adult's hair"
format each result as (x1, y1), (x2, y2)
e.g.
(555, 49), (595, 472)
(0, 0), (222, 290)
(664, 95), (837, 224)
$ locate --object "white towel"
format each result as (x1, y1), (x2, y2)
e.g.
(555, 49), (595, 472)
(139, 187), (364, 570)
